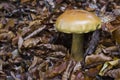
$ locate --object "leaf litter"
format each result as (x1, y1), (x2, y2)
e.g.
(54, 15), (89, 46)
(0, 0), (120, 80)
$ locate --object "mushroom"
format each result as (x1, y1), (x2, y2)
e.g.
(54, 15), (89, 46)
(55, 10), (101, 61)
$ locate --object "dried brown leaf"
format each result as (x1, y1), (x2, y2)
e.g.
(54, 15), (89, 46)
(111, 16), (120, 26)
(28, 56), (43, 71)
(105, 23), (117, 32)
(0, 2), (15, 11)
(12, 35), (19, 46)
(105, 68), (120, 79)
(50, 51), (66, 57)
(85, 64), (102, 78)
(85, 53), (112, 65)
(99, 59), (120, 76)
(29, 20), (42, 28)
(5, 19), (15, 29)
(112, 26), (120, 44)
(99, 39), (114, 47)
(100, 15), (116, 23)
(55, 0), (63, 4)
(0, 71), (6, 80)
(23, 37), (41, 48)
(20, 0), (31, 3)
(10, 71), (20, 80)
(70, 62), (84, 80)
(0, 31), (15, 41)
(62, 60), (75, 80)
(23, 35), (51, 48)
(72, 71), (85, 80)
(113, 9), (120, 16)
(0, 24), (4, 29)
(0, 29), (8, 33)
(20, 27), (31, 37)
(46, 61), (68, 78)
(103, 46), (118, 52)
(102, 46), (119, 56)
(38, 44), (67, 52)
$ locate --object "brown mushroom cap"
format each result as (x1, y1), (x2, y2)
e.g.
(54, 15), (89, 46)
(55, 10), (101, 34)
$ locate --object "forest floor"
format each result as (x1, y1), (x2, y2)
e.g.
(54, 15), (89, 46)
(0, 0), (120, 80)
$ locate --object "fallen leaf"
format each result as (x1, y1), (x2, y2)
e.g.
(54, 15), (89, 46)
(62, 60), (75, 80)
(105, 68), (120, 79)
(46, 61), (68, 78)
(85, 64), (102, 78)
(112, 26), (120, 44)
(99, 59), (120, 76)
(85, 53), (112, 65)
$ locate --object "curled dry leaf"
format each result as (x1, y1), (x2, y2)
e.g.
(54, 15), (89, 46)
(55, 0), (63, 4)
(0, 31), (15, 41)
(23, 37), (41, 48)
(111, 16), (120, 26)
(85, 64), (102, 78)
(105, 68), (120, 79)
(99, 38), (114, 47)
(5, 19), (15, 29)
(62, 60), (75, 80)
(100, 15), (116, 24)
(71, 70), (85, 80)
(113, 9), (120, 16)
(0, 2), (15, 12)
(30, 49), (46, 56)
(28, 56), (43, 71)
(46, 61), (68, 78)
(0, 0), (120, 80)
(99, 59), (120, 76)
(101, 14), (120, 32)
(19, 26), (31, 37)
(112, 26), (120, 44)
(23, 36), (51, 48)
(104, 23), (117, 32)
(29, 61), (47, 79)
(20, 0), (31, 3)
(102, 46), (120, 56)
(28, 20), (42, 28)
(49, 51), (66, 57)
(38, 44), (67, 53)
(12, 34), (19, 46)
(70, 62), (85, 80)
(10, 71), (20, 80)
(46, 56), (61, 63)
(85, 53), (112, 65)
(0, 29), (8, 33)
(0, 51), (12, 58)
(0, 23), (3, 29)
(0, 71), (6, 80)
(103, 46), (118, 53)
(111, 16), (120, 45)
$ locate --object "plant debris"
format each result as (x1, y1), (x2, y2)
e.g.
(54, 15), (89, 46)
(0, 0), (120, 80)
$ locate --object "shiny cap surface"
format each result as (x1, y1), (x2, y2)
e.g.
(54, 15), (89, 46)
(55, 10), (101, 34)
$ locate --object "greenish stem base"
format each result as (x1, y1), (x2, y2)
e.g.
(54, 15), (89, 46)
(71, 34), (83, 61)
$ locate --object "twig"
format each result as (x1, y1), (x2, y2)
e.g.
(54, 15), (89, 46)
(24, 26), (46, 40)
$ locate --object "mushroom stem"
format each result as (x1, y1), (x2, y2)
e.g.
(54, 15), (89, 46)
(71, 34), (83, 61)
